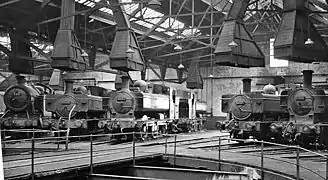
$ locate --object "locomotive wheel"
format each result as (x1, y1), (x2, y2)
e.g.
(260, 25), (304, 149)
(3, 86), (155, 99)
(295, 133), (310, 149)
(158, 126), (167, 134)
(274, 134), (285, 144)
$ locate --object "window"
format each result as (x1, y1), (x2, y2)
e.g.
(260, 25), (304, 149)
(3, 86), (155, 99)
(270, 38), (288, 67)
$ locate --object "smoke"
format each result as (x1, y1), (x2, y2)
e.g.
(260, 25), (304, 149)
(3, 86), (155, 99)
(205, 167), (261, 180)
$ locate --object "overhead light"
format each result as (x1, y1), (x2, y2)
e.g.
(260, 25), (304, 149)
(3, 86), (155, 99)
(89, 18), (94, 23)
(126, 47), (134, 53)
(228, 40), (238, 48)
(208, 74), (214, 78)
(178, 63), (184, 69)
(147, 0), (161, 8)
(81, 50), (88, 58)
(174, 45), (182, 51)
(305, 38), (314, 46)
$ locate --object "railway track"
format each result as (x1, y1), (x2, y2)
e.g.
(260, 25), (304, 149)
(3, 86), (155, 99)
(5, 130), (327, 167)
(184, 138), (328, 164)
(3, 132), (229, 160)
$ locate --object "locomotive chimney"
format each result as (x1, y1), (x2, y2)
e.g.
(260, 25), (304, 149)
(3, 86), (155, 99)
(65, 80), (74, 94)
(242, 78), (252, 93)
(121, 75), (130, 90)
(16, 75), (27, 85)
(302, 70), (314, 89)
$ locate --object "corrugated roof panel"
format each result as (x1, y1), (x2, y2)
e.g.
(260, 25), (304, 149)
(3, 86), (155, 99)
(155, 27), (166, 32)
(182, 28), (200, 36)
(77, 0), (87, 3)
(135, 20), (154, 29)
(137, 8), (163, 23)
(99, 7), (113, 15)
(160, 18), (184, 32)
(164, 31), (175, 36)
(122, 0), (139, 15)
(84, 1), (95, 7)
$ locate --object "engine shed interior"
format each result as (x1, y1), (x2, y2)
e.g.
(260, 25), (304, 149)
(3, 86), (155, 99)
(3, 1), (328, 180)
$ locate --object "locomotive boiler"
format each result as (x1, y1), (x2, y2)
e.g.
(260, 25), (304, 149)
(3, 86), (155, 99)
(221, 78), (289, 141)
(280, 70), (328, 147)
(1, 75), (54, 132)
(108, 75), (200, 139)
(46, 80), (111, 135)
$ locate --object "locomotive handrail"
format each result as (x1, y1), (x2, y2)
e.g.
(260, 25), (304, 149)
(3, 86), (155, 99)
(65, 104), (76, 150)
(0, 110), (9, 119)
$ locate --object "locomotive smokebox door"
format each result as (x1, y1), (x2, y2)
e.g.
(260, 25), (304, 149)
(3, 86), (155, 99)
(109, 28), (145, 72)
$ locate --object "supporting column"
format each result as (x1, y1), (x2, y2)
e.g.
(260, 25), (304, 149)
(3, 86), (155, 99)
(9, 29), (34, 74)
(159, 62), (168, 81)
(177, 69), (184, 84)
(187, 59), (203, 89)
(88, 46), (97, 69)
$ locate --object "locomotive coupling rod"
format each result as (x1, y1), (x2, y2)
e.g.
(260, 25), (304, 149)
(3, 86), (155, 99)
(261, 140), (264, 180)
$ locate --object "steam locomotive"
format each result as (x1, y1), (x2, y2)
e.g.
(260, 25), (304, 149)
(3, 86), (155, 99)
(45, 80), (111, 135)
(108, 75), (205, 140)
(1, 75), (55, 137)
(221, 78), (289, 141)
(280, 70), (328, 148)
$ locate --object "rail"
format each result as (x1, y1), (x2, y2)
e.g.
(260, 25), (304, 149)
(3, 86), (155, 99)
(223, 138), (328, 180)
(2, 132), (328, 180)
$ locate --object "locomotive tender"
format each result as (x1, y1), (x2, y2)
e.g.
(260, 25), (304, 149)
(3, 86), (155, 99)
(1, 75), (54, 132)
(108, 75), (203, 138)
(280, 70), (328, 147)
(221, 78), (289, 141)
(45, 80), (111, 135)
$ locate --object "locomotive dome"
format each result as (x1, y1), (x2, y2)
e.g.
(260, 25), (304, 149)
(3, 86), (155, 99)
(133, 80), (148, 91)
(75, 86), (88, 94)
(263, 84), (276, 94)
